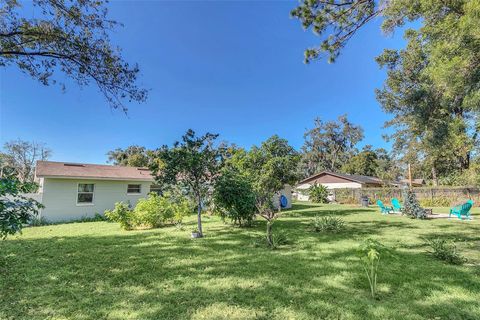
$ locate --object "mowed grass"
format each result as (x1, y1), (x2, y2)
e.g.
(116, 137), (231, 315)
(1, 203), (479, 320)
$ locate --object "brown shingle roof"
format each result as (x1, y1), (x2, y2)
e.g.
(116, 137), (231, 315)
(298, 171), (384, 185)
(35, 161), (154, 181)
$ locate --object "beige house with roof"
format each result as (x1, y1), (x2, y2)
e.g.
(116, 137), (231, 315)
(35, 161), (157, 222)
(295, 171), (385, 201)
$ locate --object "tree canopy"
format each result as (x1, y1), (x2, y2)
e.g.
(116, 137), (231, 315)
(0, 0), (147, 111)
(107, 146), (150, 167)
(301, 115), (364, 177)
(1, 140), (51, 183)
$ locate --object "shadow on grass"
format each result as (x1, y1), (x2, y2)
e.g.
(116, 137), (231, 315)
(1, 224), (480, 320)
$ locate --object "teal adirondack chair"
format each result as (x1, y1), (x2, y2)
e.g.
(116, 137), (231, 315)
(377, 200), (393, 214)
(391, 198), (402, 212)
(449, 200), (474, 220)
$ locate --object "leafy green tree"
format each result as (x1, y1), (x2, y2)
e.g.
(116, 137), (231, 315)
(341, 145), (399, 180)
(107, 146), (150, 167)
(149, 130), (223, 237)
(1, 140), (51, 183)
(0, 175), (42, 239)
(1, 0), (147, 111)
(227, 135), (300, 245)
(301, 115), (364, 177)
(342, 145), (379, 177)
(213, 168), (256, 227)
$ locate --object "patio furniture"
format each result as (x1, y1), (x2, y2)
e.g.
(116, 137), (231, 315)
(377, 200), (394, 215)
(391, 198), (402, 212)
(449, 200), (474, 220)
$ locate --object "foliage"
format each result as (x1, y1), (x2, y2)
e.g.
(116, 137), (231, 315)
(357, 238), (390, 299)
(419, 197), (452, 208)
(107, 146), (150, 167)
(308, 184), (329, 204)
(226, 135), (300, 245)
(133, 193), (192, 228)
(1, 140), (51, 183)
(402, 189), (427, 219)
(427, 238), (467, 265)
(253, 230), (289, 250)
(213, 168), (256, 227)
(0, 176), (43, 239)
(300, 115), (363, 177)
(104, 202), (134, 230)
(311, 215), (345, 233)
(0, 0), (148, 111)
(149, 129), (223, 237)
(291, 0), (378, 63)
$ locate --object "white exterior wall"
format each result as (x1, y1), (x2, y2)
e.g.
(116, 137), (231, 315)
(39, 178), (152, 222)
(295, 182), (363, 201)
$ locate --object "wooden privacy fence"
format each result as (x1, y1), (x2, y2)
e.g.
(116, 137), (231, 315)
(332, 187), (480, 207)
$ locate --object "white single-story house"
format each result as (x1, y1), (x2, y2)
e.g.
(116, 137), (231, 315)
(34, 160), (292, 222)
(295, 171), (385, 201)
(35, 161), (157, 222)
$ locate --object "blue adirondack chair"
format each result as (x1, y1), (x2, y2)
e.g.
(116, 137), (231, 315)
(391, 198), (402, 212)
(377, 200), (393, 214)
(449, 200), (474, 220)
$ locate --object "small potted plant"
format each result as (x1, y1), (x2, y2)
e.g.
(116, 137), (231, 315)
(191, 227), (202, 238)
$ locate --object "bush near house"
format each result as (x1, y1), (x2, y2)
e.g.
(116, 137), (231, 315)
(105, 193), (192, 230)
(308, 183), (329, 203)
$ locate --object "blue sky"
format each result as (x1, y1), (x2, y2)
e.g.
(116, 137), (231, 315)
(0, 1), (405, 164)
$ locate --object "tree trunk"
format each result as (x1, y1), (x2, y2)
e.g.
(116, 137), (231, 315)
(266, 220), (273, 246)
(197, 196), (203, 237)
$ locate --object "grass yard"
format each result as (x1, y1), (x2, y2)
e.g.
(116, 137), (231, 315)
(1, 203), (479, 320)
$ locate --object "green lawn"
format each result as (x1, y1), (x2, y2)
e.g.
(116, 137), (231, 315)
(1, 203), (479, 320)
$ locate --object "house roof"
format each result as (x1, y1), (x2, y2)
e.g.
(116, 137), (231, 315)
(399, 178), (426, 186)
(298, 171), (384, 186)
(35, 161), (154, 181)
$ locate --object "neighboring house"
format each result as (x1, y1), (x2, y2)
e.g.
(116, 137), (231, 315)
(34, 160), (293, 222)
(295, 171), (385, 201)
(35, 161), (157, 222)
(398, 178), (426, 187)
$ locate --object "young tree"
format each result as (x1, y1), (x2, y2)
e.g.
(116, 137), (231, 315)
(1, 140), (51, 183)
(149, 130), (222, 237)
(228, 136), (300, 245)
(301, 115), (364, 177)
(107, 146), (150, 167)
(0, 0), (147, 112)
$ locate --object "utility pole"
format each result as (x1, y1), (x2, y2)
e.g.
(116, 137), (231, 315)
(408, 163), (412, 188)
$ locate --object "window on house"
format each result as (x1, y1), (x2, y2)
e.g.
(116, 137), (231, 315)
(77, 184), (94, 204)
(149, 184), (162, 195)
(127, 184), (141, 194)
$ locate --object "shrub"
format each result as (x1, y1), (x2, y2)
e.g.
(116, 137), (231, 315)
(427, 238), (467, 265)
(311, 215), (345, 233)
(309, 183), (329, 203)
(105, 202), (134, 230)
(402, 189), (427, 219)
(357, 238), (391, 299)
(213, 169), (256, 226)
(419, 197), (452, 207)
(253, 230), (289, 249)
(134, 193), (192, 228)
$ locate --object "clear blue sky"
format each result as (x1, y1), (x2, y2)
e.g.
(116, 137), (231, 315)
(0, 1), (405, 164)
